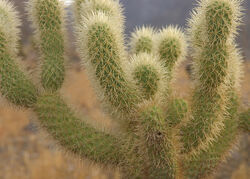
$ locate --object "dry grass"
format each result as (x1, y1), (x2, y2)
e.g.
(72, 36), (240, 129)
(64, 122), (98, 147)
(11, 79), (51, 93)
(0, 46), (249, 178)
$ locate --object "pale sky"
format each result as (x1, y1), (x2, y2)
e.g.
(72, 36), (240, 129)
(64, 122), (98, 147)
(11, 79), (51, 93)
(61, 0), (72, 5)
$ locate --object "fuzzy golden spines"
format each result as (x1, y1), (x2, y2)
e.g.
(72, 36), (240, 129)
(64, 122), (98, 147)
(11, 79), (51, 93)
(0, 0), (38, 107)
(130, 26), (155, 55)
(137, 101), (177, 179)
(77, 12), (139, 118)
(182, 91), (239, 179)
(183, 44), (242, 175)
(155, 26), (187, 75)
(78, 0), (124, 25)
(181, 0), (243, 160)
(35, 92), (125, 165)
(204, 0), (243, 44)
(128, 53), (167, 101)
(0, 0), (21, 55)
(28, 0), (66, 91)
(196, 0), (242, 90)
(188, 0), (243, 49)
(74, 0), (86, 23)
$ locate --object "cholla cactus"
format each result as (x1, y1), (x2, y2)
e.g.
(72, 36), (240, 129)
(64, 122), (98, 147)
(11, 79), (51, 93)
(0, 0), (249, 178)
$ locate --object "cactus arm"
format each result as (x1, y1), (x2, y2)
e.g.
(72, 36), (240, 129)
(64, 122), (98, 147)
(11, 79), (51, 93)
(137, 102), (178, 179)
(239, 108), (250, 133)
(0, 0), (38, 107)
(166, 98), (188, 127)
(128, 53), (167, 101)
(182, 91), (239, 179)
(155, 26), (187, 82)
(181, 1), (244, 177)
(128, 26), (167, 101)
(76, 12), (140, 119)
(181, 0), (242, 154)
(35, 92), (125, 165)
(0, 44), (38, 107)
(154, 26), (188, 126)
(182, 33), (244, 178)
(27, 0), (66, 91)
(129, 26), (155, 55)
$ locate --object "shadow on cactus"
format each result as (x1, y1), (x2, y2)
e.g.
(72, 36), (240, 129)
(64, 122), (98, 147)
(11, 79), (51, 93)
(0, 0), (249, 178)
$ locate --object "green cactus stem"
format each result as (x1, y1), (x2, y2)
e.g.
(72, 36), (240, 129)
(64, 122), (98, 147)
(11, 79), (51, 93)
(28, 0), (66, 91)
(155, 26), (187, 81)
(35, 92), (125, 165)
(129, 53), (166, 100)
(76, 12), (139, 118)
(137, 102), (178, 179)
(166, 98), (188, 127)
(0, 0), (38, 107)
(181, 0), (242, 155)
(130, 26), (155, 55)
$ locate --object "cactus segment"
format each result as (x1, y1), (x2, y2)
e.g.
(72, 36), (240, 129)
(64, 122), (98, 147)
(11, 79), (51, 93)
(137, 102), (177, 179)
(78, 0), (124, 26)
(166, 98), (188, 127)
(28, 0), (66, 91)
(128, 53), (167, 100)
(35, 92), (124, 165)
(77, 12), (139, 117)
(183, 93), (239, 179)
(0, 0), (38, 107)
(181, 0), (243, 155)
(155, 26), (187, 78)
(130, 26), (155, 55)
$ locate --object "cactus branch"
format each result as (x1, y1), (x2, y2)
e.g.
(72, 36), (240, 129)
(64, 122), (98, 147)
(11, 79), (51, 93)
(76, 12), (140, 118)
(35, 92), (125, 165)
(28, 0), (66, 91)
(128, 53), (167, 101)
(137, 102), (178, 179)
(0, 0), (38, 107)
(181, 0), (243, 155)
(130, 26), (155, 55)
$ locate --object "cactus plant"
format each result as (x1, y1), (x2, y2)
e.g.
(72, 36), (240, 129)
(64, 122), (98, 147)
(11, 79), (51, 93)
(0, 0), (249, 178)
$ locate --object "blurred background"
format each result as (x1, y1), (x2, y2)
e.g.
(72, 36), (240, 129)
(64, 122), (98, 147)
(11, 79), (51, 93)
(0, 0), (249, 179)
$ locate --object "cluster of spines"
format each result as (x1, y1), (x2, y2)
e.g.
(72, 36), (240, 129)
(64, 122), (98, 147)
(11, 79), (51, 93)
(155, 26), (187, 80)
(77, 0), (124, 27)
(27, 0), (66, 91)
(130, 26), (155, 55)
(181, 0), (244, 178)
(0, 0), (38, 107)
(136, 102), (178, 179)
(0, 0), (249, 179)
(181, 0), (242, 153)
(128, 53), (166, 101)
(35, 92), (124, 165)
(76, 12), (139, 120)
